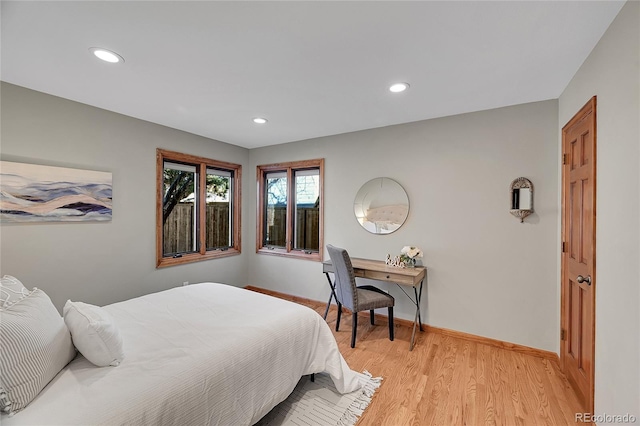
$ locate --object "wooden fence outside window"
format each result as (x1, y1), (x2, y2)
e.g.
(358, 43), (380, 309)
(163, 203), (230, 255)
(165, 204), (319, 255)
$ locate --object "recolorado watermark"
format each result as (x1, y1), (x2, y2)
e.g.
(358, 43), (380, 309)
(576, 413), (637, 423)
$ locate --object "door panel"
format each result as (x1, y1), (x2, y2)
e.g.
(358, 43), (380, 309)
(561, 97), (596, 413)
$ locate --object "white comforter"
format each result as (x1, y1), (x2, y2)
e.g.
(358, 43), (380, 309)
(3, 283), (362, 425)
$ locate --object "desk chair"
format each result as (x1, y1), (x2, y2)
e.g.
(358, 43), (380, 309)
(326, 245), (395, 348)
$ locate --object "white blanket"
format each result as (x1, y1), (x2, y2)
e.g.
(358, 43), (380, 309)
(2, 283), (362, 425)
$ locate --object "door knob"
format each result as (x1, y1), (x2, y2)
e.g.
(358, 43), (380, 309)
(576, 275), (592, 285)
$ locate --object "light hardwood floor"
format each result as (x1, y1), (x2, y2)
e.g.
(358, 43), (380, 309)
(249, 287), (586, 426)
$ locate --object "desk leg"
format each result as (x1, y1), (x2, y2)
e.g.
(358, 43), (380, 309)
(323, 272), (338, 320)
(410, 304), (420, 351)
(415, 280), (424, 332)
(398, 278), (425, 351)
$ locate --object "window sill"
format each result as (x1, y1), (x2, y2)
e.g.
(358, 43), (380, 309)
(257, 247), (322, 262)
(156, 248), (240, 268)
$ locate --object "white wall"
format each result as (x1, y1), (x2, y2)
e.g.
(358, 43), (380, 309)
(249, 100), (560, 352)
(0, 83), (251, 311)
(559, 1), (639, 420)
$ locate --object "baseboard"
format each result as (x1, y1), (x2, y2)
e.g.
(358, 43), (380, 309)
(245, 285), (559, 362)
(423, 324), (559, 361)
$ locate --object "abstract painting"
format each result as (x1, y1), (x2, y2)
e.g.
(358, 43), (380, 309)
(0, 161), (112, 223)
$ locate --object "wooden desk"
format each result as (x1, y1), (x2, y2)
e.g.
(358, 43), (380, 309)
(322, 258), (427, 351)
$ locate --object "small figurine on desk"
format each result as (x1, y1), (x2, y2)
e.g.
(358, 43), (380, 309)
(386, 246), (424, 268)
(385, 254), (407, 268)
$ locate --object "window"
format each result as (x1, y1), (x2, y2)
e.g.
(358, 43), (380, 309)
(156, 149), (241, 268)
(257, 159), (324, 261)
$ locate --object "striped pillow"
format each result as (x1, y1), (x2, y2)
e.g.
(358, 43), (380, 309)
(0, 275), (30, 308)
(0, 288), (76, 414)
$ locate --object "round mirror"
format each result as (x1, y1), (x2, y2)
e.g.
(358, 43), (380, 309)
(353, 177), (409, 234)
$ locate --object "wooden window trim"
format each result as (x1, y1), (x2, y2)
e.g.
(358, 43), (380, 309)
(156, 148), (242, 268)
(256, 159), (324, 262)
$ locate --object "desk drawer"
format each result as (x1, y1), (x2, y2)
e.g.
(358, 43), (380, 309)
(353, 269), (366, 278)
(360, 269), (414, 286)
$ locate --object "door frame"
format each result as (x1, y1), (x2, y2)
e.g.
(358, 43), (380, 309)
(560, 96), (597, 413)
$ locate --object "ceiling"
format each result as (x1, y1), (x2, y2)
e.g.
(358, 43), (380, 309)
(1, 1), (625, 149)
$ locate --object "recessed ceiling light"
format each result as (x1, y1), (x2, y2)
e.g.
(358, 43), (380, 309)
(89, 47), (124, 64)
(389, 82), (409, 93)
(253, 117), (268, 124)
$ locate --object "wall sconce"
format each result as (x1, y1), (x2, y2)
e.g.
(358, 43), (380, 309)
(510, 177), (533, 223)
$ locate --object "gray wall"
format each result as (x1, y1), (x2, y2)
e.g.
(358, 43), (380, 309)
(1, 82), (560, 353)
(249, 100), (560, 352)
(559, 1), (639, 419)
(0, 82), (251, 311)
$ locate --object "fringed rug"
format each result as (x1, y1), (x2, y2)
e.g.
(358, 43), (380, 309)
(255, 371), (382, 426)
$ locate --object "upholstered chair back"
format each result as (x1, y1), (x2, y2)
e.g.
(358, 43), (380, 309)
(326, 245), (358, 311)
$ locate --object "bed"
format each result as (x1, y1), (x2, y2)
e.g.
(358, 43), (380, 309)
(1, 282), (364, 425)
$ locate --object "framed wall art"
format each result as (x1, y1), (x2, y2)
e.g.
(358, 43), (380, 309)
(0, 161), (112, 223)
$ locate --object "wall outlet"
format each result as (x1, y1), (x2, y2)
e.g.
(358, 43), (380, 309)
(182, 281), (189, 286)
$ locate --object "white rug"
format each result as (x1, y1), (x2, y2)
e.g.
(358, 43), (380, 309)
(255, 371), (382, 426)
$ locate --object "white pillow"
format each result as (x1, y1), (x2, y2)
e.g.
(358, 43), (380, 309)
(63, 301), (125, 367)
(0, 275), (30, 308)
(0, 288), (76, 414)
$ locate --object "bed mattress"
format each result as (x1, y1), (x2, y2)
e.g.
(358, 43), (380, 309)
(2, 283), (362, 425)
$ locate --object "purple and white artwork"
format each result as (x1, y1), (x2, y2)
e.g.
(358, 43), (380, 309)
(0, 161), (112, 223)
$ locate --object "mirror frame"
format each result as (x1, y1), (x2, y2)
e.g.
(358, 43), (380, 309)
(509, 177), (534, 223)
(353, 177), (409, 234)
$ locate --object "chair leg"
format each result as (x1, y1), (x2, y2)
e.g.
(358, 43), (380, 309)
(351, 313), (358, 348)
(388, 307), (394, 341)
(370, 310), (375, 325)
(336, 302), (342, 332)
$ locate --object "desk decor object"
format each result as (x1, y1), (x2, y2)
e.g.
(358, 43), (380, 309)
(0, 161), (112, 223)
(386, 246), (423, 268)
(509, 177), (533, 223)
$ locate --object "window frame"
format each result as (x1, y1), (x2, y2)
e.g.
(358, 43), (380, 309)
(156, 148), (241, 268)
(256, 158), (324, 262)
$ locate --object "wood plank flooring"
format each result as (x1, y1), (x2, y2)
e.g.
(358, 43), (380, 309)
(250, 287), (586, 425)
